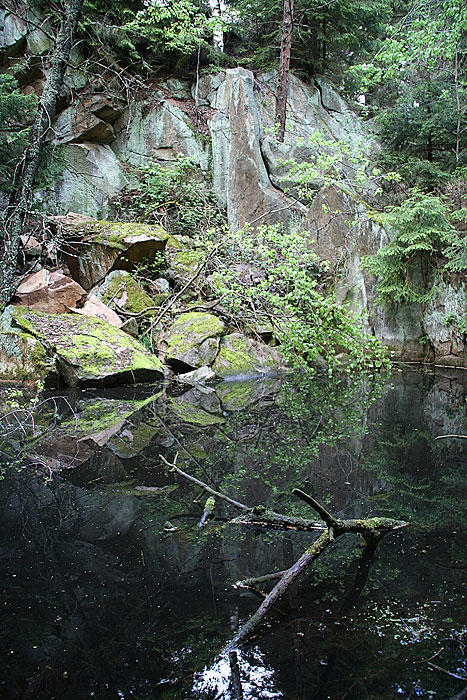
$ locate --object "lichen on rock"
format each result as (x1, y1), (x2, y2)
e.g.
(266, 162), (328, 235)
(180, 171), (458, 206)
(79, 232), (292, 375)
(12, 306), (164, 387)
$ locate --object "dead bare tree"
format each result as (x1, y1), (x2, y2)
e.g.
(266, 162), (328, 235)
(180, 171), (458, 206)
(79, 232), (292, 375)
(276, 0), (294, 142)
(0, 0), (84, 311)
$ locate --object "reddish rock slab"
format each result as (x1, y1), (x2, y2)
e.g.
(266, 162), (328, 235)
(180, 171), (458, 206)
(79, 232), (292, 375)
(14, 269), (86, 314)
(71, 294), (123, 328)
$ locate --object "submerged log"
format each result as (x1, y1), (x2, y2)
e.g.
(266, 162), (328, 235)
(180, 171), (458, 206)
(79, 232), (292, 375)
(160, 454), (408, 652)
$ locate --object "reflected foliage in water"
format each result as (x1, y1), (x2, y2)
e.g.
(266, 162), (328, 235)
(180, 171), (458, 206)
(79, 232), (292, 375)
(0, 370), (465, 699)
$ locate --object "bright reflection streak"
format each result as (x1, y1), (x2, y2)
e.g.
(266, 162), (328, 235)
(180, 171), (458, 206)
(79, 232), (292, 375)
(192, 647), (283, 699)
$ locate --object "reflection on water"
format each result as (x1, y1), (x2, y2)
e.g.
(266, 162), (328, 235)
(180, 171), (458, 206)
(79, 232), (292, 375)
(0, 369), (465, 699)
(193, 648), (283, 699)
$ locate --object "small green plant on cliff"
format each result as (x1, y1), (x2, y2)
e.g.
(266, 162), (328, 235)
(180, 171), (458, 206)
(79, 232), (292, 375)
(207, 223), (390, 373)
(111, 155), (226, 237)
(363, 192), (466, 305)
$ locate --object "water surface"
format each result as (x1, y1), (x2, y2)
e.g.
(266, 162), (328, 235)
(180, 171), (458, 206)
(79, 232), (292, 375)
(0, 369), (465, 699)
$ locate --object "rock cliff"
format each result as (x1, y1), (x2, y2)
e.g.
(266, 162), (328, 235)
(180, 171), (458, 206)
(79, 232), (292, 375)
(1, 9), (464, 365)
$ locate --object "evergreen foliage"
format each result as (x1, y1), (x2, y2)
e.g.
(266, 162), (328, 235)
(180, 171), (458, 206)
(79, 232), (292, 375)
(363, 192), (466, 304)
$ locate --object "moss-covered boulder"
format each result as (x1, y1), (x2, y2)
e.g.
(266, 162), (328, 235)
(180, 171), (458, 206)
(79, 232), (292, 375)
(166, 236), (206, 290)
(55, 213), (169, 290)
(12, 307), (164, 387)
(168, 394), (224, 426)
(212, 332), (282, 378)
(94, 270), (164, 317)
(0, 306), (57, 386)
(162, 312), (225, 371)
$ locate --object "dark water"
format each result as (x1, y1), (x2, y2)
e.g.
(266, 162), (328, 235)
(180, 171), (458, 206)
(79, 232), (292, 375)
(0, 369), (465, 700)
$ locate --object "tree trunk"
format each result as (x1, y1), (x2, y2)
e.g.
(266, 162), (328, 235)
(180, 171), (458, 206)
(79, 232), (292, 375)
(0, 0), (84, 311)
(276, 0), (294, 143)
(210, 0), (224, 53)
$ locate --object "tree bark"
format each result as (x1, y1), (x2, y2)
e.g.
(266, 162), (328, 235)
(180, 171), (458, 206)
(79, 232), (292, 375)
(276, 0), (294, 142)
(0, 0), (84, 311)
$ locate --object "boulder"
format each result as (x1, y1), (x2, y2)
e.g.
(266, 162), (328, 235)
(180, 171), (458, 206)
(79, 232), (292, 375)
(212, 332), (282, 378)
(0, 306), (57, 385)
(14, 269), (86, 314)
(54, 215), (169, 290)
(166, 237), (206, 289)
(12, 307), (165, 387)
(162, 312), (225, 371)
(94, 270), (163, 316)
(71, 295), (123, 328)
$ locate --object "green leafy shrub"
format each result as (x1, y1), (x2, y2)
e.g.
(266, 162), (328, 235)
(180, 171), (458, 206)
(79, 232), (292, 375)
(111, 155), (226, 237)
(207, 223), (390, 373)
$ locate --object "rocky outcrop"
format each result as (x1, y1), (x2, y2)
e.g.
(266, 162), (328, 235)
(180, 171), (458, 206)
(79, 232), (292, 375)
(54, 215), (169, 290)
(12, 307), (164, 387)
(2, 7), (464, 366)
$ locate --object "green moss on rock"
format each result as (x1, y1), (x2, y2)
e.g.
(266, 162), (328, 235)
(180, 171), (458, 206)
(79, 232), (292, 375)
(0, 306), (56, 385)
(96, 270), (163, 316)
(168, 397), (225, 426)
(163, 312), (225, 370)
(12, 307), (164, 387)
(84, 220), (169, 251)
(212, 332), (281, 378)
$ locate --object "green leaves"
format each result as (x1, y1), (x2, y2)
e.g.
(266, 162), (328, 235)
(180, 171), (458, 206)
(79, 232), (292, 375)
(363, 191), (466, 305)
(208, 222), (390, 373)
(126, 0), (214, 57)
(111, 155), (225, 236)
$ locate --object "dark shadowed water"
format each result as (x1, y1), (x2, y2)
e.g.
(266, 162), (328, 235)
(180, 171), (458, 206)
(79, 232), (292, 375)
(0, 369), (465, 700)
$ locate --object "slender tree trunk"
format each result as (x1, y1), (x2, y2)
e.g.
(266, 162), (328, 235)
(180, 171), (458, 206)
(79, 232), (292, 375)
(276, 0), (294, 143)
(454, 50), (462, 207)
(210, 0), (224, 53)
(0, 0), (84, 311)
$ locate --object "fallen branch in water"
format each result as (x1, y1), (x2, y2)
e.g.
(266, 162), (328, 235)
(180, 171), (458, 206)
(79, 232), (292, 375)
(160, 454), (408, 652)
(434, 434), (467, 440)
